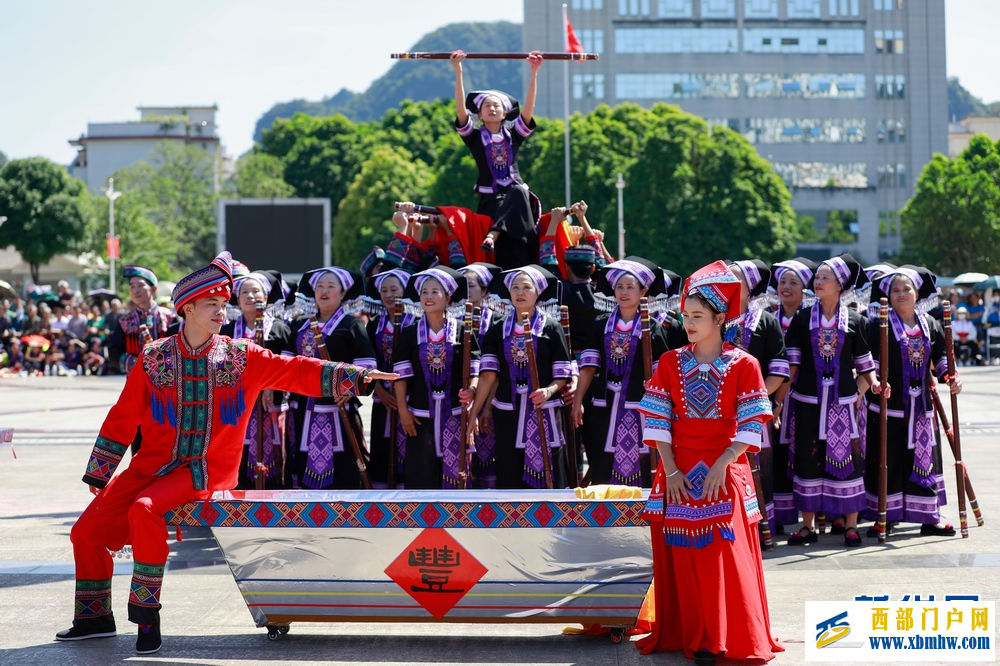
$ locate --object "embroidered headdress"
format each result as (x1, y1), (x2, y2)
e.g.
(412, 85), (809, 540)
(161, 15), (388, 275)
(172, 252), (234, 315)
(122, 265), (157, 287)
(459, 262), (502, 291)
(681, 260), (742, 326)
(360, 246), (386, 280)
(465, 90), (520, 122)
(404, 266), (468, 313)
(362, 269), (413, 317)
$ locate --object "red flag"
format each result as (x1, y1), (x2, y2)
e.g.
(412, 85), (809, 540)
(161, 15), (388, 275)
(565, 9), (584, 54)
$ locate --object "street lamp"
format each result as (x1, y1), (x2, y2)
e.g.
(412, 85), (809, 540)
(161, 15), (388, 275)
(104, 178), (122, 293)
(615, 173), (625, 258)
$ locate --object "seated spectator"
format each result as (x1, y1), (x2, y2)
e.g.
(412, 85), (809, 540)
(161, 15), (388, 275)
(0, 338), (24, 377)
(986, 296), (1000, 327)
(21, 302), (42, 336)
(65, 305), (88, 340)
(953, 306), (982, 365)
(23, 339), (46, 375)
(82, 337), (106, 376)
(61, 339), (85, 376)
(0, 301), (12, 346)
(8, 297), (26, 335)
(44, 331), (66, 375)
(49, 304), (69, 333)
(56, 280), (76, 307)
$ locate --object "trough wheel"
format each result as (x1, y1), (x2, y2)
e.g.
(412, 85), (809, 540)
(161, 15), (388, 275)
(610, 627), (626, 644)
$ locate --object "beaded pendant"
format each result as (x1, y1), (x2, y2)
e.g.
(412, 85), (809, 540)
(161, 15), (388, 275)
(609, 328), (631, 368)
(490, 135), (509, 168)
(817, 327), (838, 363)
(426, 339), (448, 378)
(905, 333), (925, 368)
(511, 332), (529, 369)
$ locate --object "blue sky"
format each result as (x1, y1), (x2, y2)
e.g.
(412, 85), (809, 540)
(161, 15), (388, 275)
(0, 1), (993, 165)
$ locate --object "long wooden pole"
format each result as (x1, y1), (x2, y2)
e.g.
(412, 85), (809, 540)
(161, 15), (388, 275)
(877, 298), (889, 544)
(931, 390), (983, 526)
(941, 301), (969, 538)
(458, 303), (475, 486)
(391, 51), (599, 61)
(559, 306), (580, 486)
(309, 316), (372, 490)
(639, 298), (659, 473)
(253, 302), (267, 490)
(522, 312), (553, 489)
(387, 299), (403, 489)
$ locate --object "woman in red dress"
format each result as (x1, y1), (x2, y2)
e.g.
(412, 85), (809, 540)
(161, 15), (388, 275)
(636, 260), (783, 665)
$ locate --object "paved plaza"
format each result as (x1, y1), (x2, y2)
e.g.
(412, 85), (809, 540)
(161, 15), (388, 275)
(1, 369), (998, 665)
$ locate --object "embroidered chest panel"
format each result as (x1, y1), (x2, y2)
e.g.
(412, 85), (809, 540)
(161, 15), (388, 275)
(678, 348), (736, 419)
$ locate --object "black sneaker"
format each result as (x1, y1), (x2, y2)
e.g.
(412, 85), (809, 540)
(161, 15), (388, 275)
(136, 622), (161, 654)
(55, 614), (117, 641)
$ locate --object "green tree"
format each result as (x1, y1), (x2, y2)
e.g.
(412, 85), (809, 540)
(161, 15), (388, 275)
(424, 131), (479, 210)
(0, 158), (91, 283)
(796, 215), (821, 242)
(261, 113), (380, 205)
(624, 106), (797, 274)
(0, 150), (7, 169)
(824, 210), (858, 243)
(333, 145), (433, 267)
(109, 142), (218, 272)
(901, 135), (1000, 274)
(227, 152), (295, 198)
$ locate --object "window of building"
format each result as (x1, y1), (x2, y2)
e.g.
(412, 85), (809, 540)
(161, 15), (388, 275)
(572, 0), (604, 8)
(874, 30), (904, 54)
(658, 0), (693, 17)
(706, 118), (742, 132)
(745, 117), (866, 144)
(876, 74), (905, 99)
(873, 0), (900, 10)
(579, 29), (605, 52)
(774, 162), (868, 188)
(615, 73), (740, 99)
(744, 28), (865, 53)
(878, 210), (900, 237)
(745, 73), (866, 98)
(787, 0), (822, 18)
(619, 0), (651, 15)
(829, 0), (859, 16)
(876, 118), (906, 142)
(573, 74), (606, 99)
(702, 0), (737, 19)
(615, 28), (739, 53)
(745, 0), (779, 19)
(877, 163), (907, 189)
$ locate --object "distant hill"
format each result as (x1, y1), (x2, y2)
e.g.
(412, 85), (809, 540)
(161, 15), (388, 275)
(949, 77), (1000, 122)
(254, 21), (523, 142)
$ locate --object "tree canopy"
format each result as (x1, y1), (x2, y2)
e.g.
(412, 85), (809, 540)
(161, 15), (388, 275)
(901, 135), (1000, 274)
(0, 158), (91, 282)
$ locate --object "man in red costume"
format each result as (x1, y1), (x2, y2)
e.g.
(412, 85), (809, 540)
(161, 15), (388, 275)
(56, 252), (396, 654)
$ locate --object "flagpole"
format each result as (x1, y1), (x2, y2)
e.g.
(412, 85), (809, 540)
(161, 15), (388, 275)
(562, 3), (571, 208)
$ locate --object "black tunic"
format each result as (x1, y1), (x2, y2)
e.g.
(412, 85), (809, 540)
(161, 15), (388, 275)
(393, 317), (480, 489)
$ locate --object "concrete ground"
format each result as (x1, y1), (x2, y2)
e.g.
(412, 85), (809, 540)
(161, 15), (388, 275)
(1, 369), (998, 666)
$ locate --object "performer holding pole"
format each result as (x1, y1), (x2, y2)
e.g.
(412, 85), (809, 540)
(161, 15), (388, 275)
(451, 49), (543, 269)
(574, 258), (672, 487)
(560, 306), (580, 485)
(471, 266), (571, 489)
(458, 303), (476, 484)
(523, 311), (553, 489)
(253, 302), (267, 489)
(932, 391), (983, 526)
(393, 267), (479, 489)
(309, 317), (372, 490)
(876, 297), (889, 544)
(861, 267), (959, 539)
(364, 270), (414, 489)
(942, 300), (969, 538)
(289, 268), (378, 490)
(221, 270), (295, 489)
(57, 252), (393, 654)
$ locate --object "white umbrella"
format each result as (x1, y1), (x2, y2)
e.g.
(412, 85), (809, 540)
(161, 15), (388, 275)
(0, 279), (14, 300)
(953, 272), (990, 287)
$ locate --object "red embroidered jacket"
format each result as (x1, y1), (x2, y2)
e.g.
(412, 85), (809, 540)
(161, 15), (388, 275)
(83, 334), (372, 492)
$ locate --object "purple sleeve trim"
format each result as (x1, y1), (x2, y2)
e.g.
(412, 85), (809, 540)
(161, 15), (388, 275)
(456, 116), (474, 137)
(579, 349), (601, 368)
(768, 358), (790, 379)
(854, 352), (875, 374)
(552, 361), (573, 378)
(480, 354), (500, 372)
(786, 347), (801, 366)
(393, 360), (415, 379)
(513, 115), (533, 137)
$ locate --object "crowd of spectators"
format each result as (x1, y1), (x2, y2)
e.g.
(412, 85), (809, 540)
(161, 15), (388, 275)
(0, 280), (124, 377)
(943, 290), (1000, 365)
